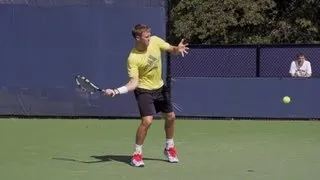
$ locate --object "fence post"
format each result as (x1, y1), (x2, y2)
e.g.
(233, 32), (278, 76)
(256, 45), (261, 77)
(165, 0), (172, 92)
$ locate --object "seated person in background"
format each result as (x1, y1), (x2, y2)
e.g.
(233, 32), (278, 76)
(289, 53), (312, 77)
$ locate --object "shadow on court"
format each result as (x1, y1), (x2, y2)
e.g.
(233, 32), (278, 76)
(52, 155), (167, 165)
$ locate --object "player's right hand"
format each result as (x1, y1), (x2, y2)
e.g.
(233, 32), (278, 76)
(103, 89), (117, 97)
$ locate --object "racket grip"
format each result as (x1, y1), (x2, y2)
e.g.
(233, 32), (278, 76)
(113, 89), (120, 97)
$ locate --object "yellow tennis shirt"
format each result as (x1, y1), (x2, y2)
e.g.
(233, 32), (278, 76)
(127, 36), (170, 90)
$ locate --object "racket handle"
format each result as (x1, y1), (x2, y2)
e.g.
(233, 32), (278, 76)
(112, 89), (120, 97)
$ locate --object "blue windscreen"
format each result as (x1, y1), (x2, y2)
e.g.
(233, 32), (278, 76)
(0, 0), (166, 117)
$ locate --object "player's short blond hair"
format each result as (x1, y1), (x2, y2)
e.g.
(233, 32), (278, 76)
(132, 24), (151, 38)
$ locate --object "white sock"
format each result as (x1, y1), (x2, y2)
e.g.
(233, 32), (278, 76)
(165, 139), (174, 149)
(134, 144), (143, 154)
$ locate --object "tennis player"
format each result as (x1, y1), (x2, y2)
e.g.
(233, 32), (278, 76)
(103, 24), (189, 167)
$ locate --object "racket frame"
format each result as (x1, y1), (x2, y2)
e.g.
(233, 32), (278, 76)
(75, 75), (104, 93)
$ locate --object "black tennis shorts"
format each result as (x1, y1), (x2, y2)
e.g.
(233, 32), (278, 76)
(134, 85), (173, 117)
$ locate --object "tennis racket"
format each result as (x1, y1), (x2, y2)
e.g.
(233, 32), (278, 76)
(75, 75), (105, 94)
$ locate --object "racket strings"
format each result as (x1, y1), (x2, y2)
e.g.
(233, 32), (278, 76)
(76, 77), (98, 93)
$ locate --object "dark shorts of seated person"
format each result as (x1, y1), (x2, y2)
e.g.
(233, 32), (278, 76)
(134, 85), (173, 117)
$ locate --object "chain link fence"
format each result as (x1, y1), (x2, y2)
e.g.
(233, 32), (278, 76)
(170, 46), (257, 77)
(169, 45), (320, 78)
(260, 46), (320, 77)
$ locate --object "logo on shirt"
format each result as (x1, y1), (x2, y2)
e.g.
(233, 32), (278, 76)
(145, 55), (158, 72)
(147, 55), (158, 67)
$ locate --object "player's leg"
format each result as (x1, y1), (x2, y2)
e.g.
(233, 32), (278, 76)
(134, 115), (153, 153)
(163, 111), (176, 146)
(131, 89), (155, 167)
(162, 112), (179, 163)
(154, 86), (179, 163)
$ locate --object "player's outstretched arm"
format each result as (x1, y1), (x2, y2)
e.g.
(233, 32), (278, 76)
(167, 39), (189, 57)
(103, 77), (139, 97)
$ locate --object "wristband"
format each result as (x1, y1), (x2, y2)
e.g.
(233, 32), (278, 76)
(116, 86), (129, 94)
(111, 86), (128, 97)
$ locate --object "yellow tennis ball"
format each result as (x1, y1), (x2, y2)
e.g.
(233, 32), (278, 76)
(283, 96), (291, 104)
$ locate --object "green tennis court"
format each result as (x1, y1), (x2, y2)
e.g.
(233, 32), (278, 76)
(0, 119), (319, 180)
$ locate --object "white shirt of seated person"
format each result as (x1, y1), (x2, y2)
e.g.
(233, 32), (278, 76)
(289, 56), (312, 77)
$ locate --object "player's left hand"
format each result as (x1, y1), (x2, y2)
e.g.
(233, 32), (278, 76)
(178, 39), (189, 57)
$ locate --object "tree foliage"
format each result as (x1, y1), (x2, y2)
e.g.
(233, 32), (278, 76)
(168, 0), (320, 44)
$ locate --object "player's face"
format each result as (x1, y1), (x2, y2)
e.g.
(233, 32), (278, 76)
(137, 31), (151, 47)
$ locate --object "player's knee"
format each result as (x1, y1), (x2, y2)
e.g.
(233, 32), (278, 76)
(164, 112), (176, 122)
(141, 116), (153, 128)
